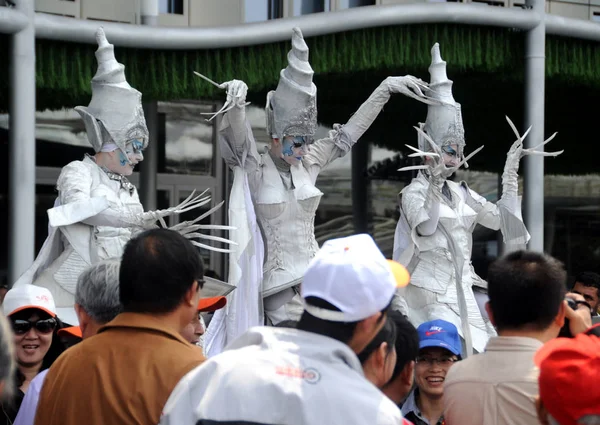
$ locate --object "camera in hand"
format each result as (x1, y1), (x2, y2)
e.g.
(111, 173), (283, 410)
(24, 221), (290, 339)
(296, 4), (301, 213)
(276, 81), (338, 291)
(559, 297), (593, 338)
(558, 298), (578, 338)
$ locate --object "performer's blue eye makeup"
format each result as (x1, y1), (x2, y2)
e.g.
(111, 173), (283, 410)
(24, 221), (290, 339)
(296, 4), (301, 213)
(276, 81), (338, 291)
(127, 139), (144, 154)
(282, 136), (310, 157)
(442, 145), (458, 157)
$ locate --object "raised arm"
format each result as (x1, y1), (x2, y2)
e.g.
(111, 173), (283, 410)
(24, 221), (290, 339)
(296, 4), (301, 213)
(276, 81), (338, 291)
(199, 77), (261, 174)
(304, 76), (434, 173)
(495, 117), (562, 247)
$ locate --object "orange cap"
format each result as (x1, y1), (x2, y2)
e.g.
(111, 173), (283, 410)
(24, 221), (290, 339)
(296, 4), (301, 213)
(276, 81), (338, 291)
(197, 296), (227, 313)
(386, 260), (411, 288)
(57, 326), (82, 339)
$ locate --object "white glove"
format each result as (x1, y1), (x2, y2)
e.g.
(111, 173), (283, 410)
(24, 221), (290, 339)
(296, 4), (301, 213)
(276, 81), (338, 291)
(217, 80), (249, 144)
(139, 190), (213, 229)
(342, 76), (437, 145)
(502, 116), (562, 199)
(219, 79), (248, 110)
(384, 75), (436, 103)
(194, 73), (250, 136)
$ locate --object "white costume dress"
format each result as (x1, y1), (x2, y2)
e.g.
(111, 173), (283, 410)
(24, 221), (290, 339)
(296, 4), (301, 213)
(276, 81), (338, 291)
(21, 156), (146, 312)
(214, 27), (433, 326)
(393, 44), (541, 355)
(15, 29), (232, 324)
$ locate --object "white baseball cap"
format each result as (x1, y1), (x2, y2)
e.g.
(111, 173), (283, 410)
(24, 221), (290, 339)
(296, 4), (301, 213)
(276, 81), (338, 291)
(3, 284), (57, 318)
(301, 233), (410, 322)
(56, 307), (79, 326)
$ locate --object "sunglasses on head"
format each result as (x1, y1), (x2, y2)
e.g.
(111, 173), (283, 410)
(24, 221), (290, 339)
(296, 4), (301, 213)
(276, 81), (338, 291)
(11, 318), (57, 335)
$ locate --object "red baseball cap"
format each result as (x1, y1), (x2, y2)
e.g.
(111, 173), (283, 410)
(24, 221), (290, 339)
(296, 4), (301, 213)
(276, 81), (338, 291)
(197, 296), (227, 313)
(535, 331), (600, 425)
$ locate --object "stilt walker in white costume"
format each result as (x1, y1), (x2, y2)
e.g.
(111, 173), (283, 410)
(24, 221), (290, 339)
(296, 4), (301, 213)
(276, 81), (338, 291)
(14, 28), (234, 325)
(199, 26), (434, 353)
(393, 43), (562, 356)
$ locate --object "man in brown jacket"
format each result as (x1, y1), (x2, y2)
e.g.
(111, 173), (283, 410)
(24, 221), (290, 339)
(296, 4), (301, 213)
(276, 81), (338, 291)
(35, 229), (206, 425)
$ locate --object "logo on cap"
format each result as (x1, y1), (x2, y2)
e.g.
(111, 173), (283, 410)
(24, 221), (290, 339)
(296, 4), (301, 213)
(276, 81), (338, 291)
(425, 326), (445, 337)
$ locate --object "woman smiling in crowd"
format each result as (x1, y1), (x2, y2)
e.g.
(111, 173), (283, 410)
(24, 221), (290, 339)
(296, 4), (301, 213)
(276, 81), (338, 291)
(1, 285), (66, 424)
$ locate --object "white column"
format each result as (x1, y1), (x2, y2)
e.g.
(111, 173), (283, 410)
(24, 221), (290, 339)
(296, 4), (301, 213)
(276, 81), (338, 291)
(139, 0), (159, 210)
(523, 0), (546, 252)
(8, 0), (36, 284)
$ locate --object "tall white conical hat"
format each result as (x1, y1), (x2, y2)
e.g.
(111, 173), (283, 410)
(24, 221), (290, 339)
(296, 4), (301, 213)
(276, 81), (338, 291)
(75, 28), (149, 155)
(266, 27), (317, 140)
(421, 43), (465, 158)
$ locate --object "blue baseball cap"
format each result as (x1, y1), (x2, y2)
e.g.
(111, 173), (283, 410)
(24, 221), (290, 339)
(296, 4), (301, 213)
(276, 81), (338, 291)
(417, 319), (462, 357)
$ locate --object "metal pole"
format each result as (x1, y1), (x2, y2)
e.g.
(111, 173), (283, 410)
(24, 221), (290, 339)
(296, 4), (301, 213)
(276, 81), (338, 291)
(523, 0), (545, 252)
(0, 6), (28, 34)
(33, 4), (541, 49)
(8, 0), (36, 285)
(139, 0), (159, 210)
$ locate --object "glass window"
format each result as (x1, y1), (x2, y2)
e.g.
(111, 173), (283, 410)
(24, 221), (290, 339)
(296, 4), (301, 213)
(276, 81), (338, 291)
(367, 147), (406, 258)
(245, 0), (284, 21)
(159, 0), (184, 14)
(293, 0), (328, 16)
(0, 110), (95, 168)
(245, 0), (268, 22)
(337, 0), (375, 8)
(313, 124), (353, 245)
(269, 0), (284, 18)
(593, 12), (600, 22)
(160, 102), (216, 176)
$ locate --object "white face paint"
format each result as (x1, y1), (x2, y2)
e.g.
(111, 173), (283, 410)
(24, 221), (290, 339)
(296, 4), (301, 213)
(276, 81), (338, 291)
(441, 144), (459, 168)
(104, 139), (145, 176)
(280, 136), (311, 166)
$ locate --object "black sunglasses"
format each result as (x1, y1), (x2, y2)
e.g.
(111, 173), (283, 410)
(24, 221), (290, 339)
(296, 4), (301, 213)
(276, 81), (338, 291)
(11, 318), (57, 335)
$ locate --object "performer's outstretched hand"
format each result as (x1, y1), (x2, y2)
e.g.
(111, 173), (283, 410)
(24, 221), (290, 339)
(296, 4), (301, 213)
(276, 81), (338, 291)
(194, 72), (250, 121)
(219, 79), (249, 110)
(139, 189), (213, 228)
(504, 116), (562, 170)
(384, 76), (438, 105)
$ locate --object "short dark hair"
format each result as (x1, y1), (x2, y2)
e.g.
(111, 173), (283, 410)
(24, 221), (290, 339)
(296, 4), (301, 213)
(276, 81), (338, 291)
(357, 315), (397, 364)
(387, 311), (419, 381)
(296, 297), (392, 345)
(574, 272), (600, 295)
(487, 250), (566, 332)
(119, 229), (204, 314)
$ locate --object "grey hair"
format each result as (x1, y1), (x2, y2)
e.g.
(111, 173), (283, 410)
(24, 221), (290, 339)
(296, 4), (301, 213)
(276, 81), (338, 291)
(0, 312), (15, 401)
(75, 259), (123, 324)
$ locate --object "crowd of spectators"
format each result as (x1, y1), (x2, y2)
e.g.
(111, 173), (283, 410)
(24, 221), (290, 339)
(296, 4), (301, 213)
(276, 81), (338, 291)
(0, 228), (597, 424)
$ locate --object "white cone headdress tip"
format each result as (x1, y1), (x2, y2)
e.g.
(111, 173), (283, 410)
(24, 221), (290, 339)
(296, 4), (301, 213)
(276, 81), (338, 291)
(77, 28), (149, 155)
(422, 43), (466, 157)
(291, 27), (309, 62)
(431, 43), (441, 61)
(95, 27), (109, 48)
(267, 27), (317, 138)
